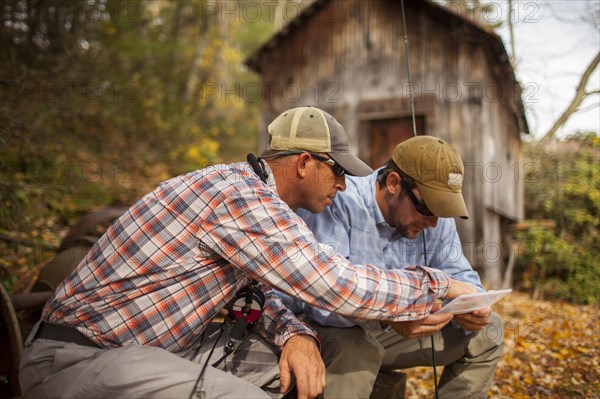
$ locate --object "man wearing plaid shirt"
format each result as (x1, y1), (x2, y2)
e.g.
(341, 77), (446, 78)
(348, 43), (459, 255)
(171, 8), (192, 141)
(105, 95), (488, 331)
(19, 107), (476, 399)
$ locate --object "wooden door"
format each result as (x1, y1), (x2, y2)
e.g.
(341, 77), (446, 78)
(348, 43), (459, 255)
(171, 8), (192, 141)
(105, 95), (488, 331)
(368, 116), (425, 168)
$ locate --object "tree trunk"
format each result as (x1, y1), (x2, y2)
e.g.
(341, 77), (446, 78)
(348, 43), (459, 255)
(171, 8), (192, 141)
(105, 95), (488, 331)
(184, 13), (213, 103)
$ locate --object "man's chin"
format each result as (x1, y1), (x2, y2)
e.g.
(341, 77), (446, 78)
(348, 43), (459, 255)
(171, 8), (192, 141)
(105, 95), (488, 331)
(399, 227), (424, 240)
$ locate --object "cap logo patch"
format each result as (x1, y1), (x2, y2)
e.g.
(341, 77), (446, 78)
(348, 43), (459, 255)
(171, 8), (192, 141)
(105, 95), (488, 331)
(448, 173), (463, 188)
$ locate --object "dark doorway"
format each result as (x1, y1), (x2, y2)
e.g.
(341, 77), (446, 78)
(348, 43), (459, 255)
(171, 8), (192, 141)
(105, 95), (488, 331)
(367, 116), (425, 168)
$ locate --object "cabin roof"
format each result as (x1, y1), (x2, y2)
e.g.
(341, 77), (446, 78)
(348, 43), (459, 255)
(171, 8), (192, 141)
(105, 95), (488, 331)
(245, 0), (529, 134)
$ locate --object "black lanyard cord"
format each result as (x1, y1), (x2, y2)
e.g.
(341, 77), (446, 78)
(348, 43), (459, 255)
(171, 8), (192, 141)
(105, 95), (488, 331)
(400, 0), (438, 395)
(247, 153), (268, 183)
(187, 326), (227, 399)
(422, 233), (440, 399)
(211, 330), (250, 370)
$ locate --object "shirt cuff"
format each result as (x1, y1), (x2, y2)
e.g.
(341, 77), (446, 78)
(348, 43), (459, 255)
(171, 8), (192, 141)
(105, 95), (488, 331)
(277, 321), (320, 350)
(411, 265), (451, 300)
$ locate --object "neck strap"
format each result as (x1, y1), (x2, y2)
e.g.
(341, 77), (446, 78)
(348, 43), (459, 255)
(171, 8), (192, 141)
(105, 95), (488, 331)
(247, 153), (268, 183)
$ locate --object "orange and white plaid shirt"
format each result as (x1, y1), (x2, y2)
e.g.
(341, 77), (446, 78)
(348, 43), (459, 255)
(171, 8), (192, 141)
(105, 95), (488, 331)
(44, 162), (450, 352)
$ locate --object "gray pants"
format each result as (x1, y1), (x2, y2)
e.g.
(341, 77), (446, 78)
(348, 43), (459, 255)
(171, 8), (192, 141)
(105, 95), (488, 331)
(312, 313), (504, 399)
(19, 322), (283, 399)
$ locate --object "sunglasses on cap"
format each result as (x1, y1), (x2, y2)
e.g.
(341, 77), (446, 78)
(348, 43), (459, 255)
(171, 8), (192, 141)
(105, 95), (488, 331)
(400, 178), (435, 217)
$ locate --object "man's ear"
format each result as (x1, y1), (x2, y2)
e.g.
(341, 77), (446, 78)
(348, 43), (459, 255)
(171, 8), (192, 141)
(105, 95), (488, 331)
(295, 152), (311, 178)
(386, 172), (402, 194)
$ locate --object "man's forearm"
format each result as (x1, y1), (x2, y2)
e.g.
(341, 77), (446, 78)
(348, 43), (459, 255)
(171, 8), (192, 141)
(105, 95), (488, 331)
(446, 278), (478, 299)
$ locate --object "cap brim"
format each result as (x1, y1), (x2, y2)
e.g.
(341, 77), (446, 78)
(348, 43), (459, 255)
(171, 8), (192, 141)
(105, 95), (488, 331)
(329, 152), (373, 177)
(416, 182), (469, 219)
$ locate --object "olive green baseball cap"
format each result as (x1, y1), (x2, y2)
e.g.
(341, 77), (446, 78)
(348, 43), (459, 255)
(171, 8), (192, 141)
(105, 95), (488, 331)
(393, 136), (469, 219)
(265, 107), (372, 176)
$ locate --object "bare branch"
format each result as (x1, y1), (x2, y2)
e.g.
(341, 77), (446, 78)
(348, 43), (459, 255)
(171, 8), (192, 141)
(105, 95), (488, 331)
(539, 52), (600, 144)
(508, 0), (517, 69)
(577, 102), (600, 114)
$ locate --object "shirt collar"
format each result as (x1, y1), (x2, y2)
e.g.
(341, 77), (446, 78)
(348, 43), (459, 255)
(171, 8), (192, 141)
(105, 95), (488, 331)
(239, 160), (277, 189)
(351, 167), (387, 226)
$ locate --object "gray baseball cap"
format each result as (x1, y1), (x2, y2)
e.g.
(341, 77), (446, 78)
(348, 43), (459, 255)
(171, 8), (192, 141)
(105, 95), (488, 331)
(265, 107), (372, 176)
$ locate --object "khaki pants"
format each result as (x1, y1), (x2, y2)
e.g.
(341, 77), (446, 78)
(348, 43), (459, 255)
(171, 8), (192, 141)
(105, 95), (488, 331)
(19, 322), (283, 399)
(312, 313), (504, 399)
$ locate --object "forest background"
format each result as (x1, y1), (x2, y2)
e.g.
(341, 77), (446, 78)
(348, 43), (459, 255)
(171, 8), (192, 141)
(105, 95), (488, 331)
(0, 1), (598, 396)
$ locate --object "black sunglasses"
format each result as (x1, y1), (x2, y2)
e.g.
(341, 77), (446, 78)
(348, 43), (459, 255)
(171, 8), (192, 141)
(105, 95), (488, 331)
(267, 150), (347, 177)
(308, 153), (346, 177)
(400, 178), (435, 217)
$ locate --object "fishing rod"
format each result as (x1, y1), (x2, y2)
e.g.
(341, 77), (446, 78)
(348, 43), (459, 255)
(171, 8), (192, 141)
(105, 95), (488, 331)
(399, 1), (439, 398)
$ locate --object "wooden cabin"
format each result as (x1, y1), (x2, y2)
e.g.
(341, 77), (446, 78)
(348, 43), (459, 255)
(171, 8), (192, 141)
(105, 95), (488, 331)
(245, 0), (529, 288)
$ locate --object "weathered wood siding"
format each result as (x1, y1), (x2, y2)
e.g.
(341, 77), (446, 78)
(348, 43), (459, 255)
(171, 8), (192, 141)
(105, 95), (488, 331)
(253, 0), (524, 285)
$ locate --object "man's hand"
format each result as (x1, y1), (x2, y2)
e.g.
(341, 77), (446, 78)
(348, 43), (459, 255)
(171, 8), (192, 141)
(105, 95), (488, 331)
(387, 302), (453, 339)
(279, 334), (325, 399)
(454, 307), (492, 331)
(446, 278), (478, 299)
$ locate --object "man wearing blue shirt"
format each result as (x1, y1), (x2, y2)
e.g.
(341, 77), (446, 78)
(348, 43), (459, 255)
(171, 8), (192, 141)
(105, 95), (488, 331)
(283, 136), (504, 399)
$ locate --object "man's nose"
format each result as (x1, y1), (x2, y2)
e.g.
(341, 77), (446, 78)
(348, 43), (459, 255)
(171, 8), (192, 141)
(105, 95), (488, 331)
(335, 175), (346, 192)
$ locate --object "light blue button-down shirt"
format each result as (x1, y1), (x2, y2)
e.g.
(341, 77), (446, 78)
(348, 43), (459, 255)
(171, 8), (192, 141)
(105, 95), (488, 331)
(281, 169), (484, 328)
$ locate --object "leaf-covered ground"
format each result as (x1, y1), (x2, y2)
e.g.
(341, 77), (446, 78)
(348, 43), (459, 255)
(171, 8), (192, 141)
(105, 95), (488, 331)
(404, 291), (599, 398)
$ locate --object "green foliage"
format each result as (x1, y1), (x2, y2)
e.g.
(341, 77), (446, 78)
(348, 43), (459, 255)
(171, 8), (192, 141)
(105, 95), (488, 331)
(515, 132), (600, 304)
(0, 0), (276, 291)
